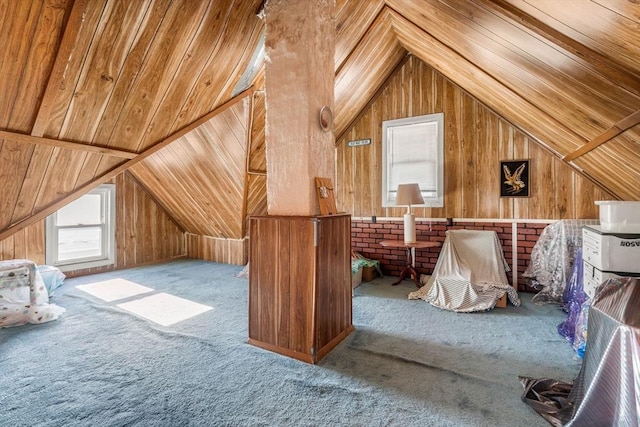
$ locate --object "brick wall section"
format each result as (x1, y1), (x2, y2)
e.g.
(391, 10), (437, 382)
(352, 219), (551, 292)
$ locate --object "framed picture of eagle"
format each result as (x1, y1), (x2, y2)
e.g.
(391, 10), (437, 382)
(500, 159), (530, 197)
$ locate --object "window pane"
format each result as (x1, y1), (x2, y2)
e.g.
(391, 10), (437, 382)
(388, 122), (438, 192)
(382, 113), (444, 207)
(57, 194), (102, 226)
(58, 227), (102, 261)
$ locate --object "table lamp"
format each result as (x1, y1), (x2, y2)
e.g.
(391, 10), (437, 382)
(396, 183), (424, 243)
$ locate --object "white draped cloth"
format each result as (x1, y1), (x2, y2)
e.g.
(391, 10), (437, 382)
(0, 259), (65, 327)
(409, 230), (520, 312)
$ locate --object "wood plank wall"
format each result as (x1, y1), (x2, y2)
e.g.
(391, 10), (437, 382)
(336, 55), (614, 220)
(186, 234), (247, 266)
(0, 172), (185, 275)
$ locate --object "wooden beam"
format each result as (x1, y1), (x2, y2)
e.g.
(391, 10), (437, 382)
(0, 129), (137, 159)
(563, 110), (640, 162)
(0, 88), (254, 242)
(31, 0), (91, 137)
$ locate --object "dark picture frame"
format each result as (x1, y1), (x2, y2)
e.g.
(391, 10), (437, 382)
(500, 159), (530, 197)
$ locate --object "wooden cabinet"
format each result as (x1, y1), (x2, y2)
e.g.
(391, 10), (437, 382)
(248, 214), (353, 363)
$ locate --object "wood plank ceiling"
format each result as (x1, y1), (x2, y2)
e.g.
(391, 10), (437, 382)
(0, 0), (638, 242)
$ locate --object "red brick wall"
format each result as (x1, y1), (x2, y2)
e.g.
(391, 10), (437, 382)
(351, 219), (550, 292)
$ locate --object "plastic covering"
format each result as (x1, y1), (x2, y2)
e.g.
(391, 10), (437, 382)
(408, 230), (520, 312)
(520, 277), (640, 426)
(523, 220), (597, 305)
(556, 248), (589, 357)
(0, 259), (66, 328)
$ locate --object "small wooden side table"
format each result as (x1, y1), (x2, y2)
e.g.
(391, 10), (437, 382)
(379, 240), (440, 287)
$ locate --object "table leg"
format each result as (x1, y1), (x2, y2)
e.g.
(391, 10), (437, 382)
(390, 247), (421, 287)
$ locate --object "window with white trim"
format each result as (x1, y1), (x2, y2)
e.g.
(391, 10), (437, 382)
(46, 184), (116, 272)
(382, 113), (444, 207)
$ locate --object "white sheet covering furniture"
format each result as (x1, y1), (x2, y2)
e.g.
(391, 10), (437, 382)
(0, 259), (65, 328)
(408, 230), (520, 312)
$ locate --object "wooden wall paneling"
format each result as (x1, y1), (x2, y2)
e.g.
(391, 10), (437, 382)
(185, 234), (247, 265)
(334, 16), (406, 136)
(109, 1), (211, 155)
(338, 129), (356, 215)
(443, 79), (462, 218)
(389, 11), (584, 157)
(0, 171), (184, 272)
(144, 192), (156, 264)
(554, 157), (575, 219)
(32, 1), (149, 212)
(248, 215), (352, 363)
(337, 54), (612, 221)
(426, 71), (444, 217)
(25, 222), (45, 265)
(0, 0), (43, 127)
(113, 172), (185, 271)
(460, 93), (477, 218)
(31, 0), (90, 138)
(58, 1), (149, 144)
(471, 0), (638, 134)
(370, 99), (383, 218)
(475, 106), (498, 217)
(246, 174), (268, 220)
(399, 0), (636, 142)
(86, 0), (170, 155)
(116, 172), (130, 267)
(512, 131), (529, 219)
(315, 216), (352, 356)
(248, 217), (291, 349)
(288, 219), (315, 354)
(572, 133), (640, 201)
(248, 90), (266, 174)
(488, 0), (640, 98)
(1, 0), (71, 224)
(499, 0), (640, 78)
(165, 1), (263, 142)
(575, 177), (610, 219)
(3, 222), (47, 266)
(353, 109), (372, 217)
(128, 0), (236, 156)
(13, 228), (27, 261)
(41, 0), (109, 139)
(498, 120), (513, 219)
(0, 0), (70, 228)
(334, 0), (386, 71)
(528, 142), (555, 219)
(4, 0), (69, 132)
(129, 95), (250, 239)
(0, 235), (15, 261)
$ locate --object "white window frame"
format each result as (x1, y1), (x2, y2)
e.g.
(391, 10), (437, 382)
(381, 113), (444, 208)
(46, 184), (116, 272)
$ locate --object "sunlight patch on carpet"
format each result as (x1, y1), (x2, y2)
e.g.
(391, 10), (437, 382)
(116, 293), (213, 326)
(76, 278), (154, 302)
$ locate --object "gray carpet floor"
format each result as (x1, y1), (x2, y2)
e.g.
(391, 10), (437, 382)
(0, 259), (581, 426)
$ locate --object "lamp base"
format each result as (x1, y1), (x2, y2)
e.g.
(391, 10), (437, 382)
(403, 213), (416, 243)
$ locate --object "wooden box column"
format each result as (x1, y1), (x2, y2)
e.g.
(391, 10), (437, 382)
(248, 0), (350, 363)
(248, 214), (352, 364)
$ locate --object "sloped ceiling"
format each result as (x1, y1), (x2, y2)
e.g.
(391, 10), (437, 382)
(0, 0), (638, 242)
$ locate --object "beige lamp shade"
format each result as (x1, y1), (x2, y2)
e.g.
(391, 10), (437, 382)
(396, 183), (424, 243)
(396, 183), (424, 211)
